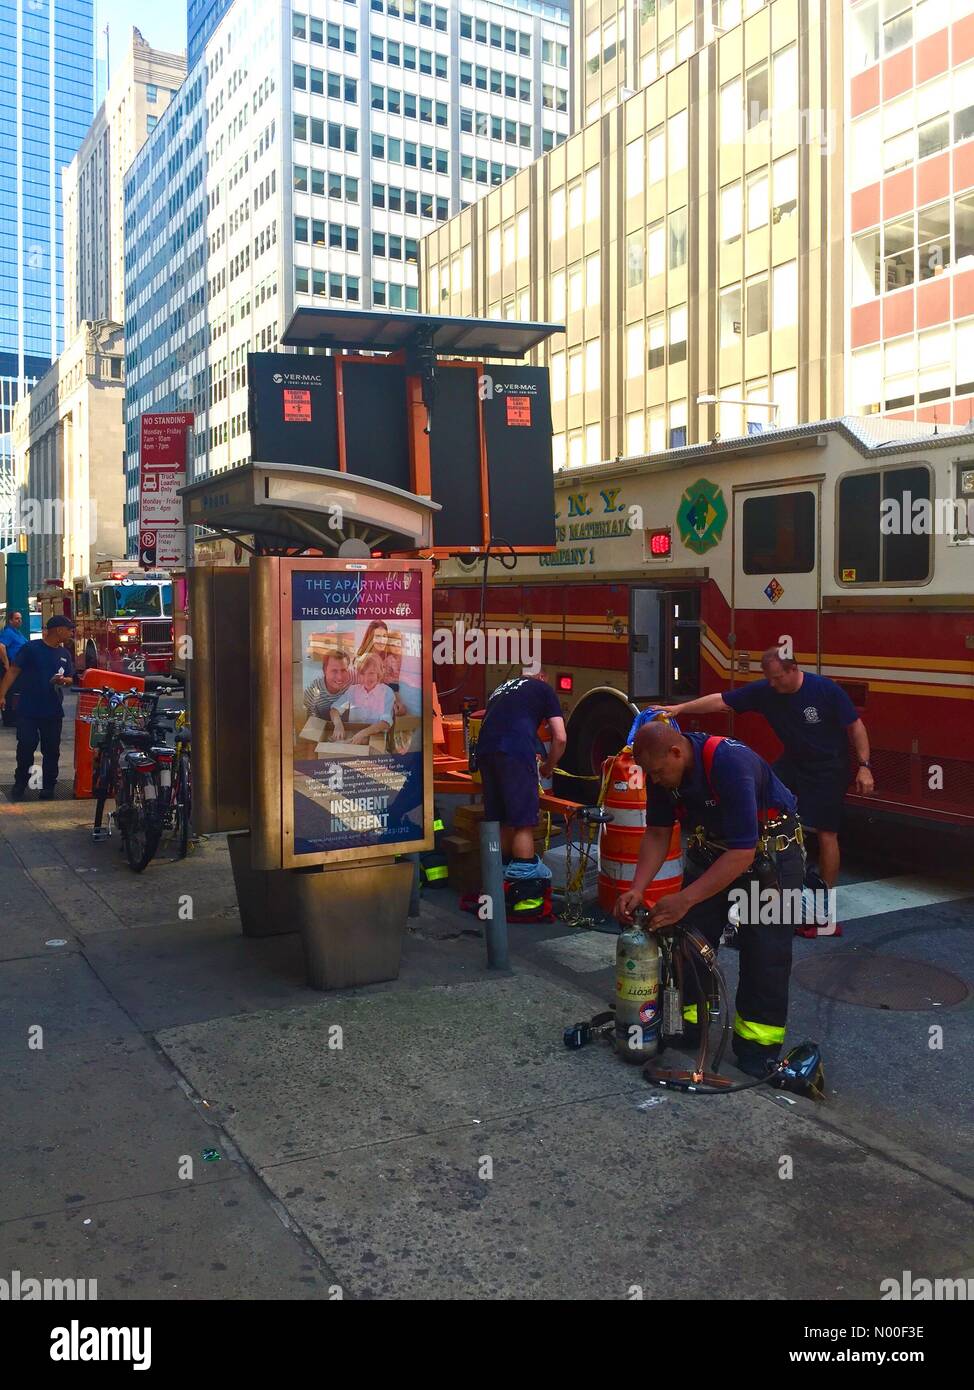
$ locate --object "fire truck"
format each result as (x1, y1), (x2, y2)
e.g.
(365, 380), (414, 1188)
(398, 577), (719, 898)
(71, 564), (175, 679)
(434, 418), (974, 830)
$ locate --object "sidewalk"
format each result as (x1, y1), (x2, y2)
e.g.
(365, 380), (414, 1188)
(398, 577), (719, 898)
(1, 701), (972, 1300)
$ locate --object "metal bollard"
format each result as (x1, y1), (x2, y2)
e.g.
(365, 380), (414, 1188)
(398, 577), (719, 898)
(479, 818), (510, 972)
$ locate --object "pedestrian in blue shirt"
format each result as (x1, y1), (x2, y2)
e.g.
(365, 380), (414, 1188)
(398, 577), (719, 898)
(614, 721), (805, 1077)
(0, 615), (76, 800)
(663, 650), (874, 893)
(0, 611), (28, 727)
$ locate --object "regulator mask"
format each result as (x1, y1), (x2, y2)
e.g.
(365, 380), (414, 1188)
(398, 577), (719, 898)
(768, 1040), (825, 1100)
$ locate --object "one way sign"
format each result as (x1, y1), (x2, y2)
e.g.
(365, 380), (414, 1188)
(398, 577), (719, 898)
(139, 529), (157, 568)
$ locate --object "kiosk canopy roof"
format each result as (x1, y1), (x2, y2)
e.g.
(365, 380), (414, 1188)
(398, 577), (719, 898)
(282, 307), (562, 359)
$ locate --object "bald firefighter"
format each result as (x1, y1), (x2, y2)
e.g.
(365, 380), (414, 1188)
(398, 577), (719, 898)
(613, 721), (805, 1077)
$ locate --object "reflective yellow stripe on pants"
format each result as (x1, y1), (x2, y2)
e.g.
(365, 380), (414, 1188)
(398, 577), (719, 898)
(733, 1013), (785, 1046)
(683, 1004), (698, 1024)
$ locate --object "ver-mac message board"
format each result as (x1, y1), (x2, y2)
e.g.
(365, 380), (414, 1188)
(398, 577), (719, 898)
(250, 557), (434, 870)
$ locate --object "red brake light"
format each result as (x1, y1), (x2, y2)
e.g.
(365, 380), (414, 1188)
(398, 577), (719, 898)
(557, 673), (573, 693)
(647, 527), (672, 557)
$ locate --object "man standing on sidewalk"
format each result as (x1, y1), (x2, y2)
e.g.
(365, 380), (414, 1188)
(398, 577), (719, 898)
(0, 616), (76, 800)
(662, 649), (874, 890)
(0, 611), (28, 728)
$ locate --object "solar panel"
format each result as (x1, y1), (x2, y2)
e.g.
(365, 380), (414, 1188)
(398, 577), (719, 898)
(281, 306), (563, 360)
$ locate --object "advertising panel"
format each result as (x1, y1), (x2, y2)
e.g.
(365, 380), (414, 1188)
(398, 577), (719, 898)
(274, 559), (433, 868)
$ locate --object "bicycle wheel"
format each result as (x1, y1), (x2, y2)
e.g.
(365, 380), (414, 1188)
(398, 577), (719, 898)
(91, 737), (115, 837)
(118, 768), (164, 873)
(175, 751), (192, 859)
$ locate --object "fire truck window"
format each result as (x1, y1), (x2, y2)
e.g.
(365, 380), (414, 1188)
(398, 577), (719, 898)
(838, 471), (881, 582)
(102, 587), (117, 618)
(742, 491), (815, 574)
(882, 465), (931, 583)
(108, 584), (168, 617)
(838, 465), (932, 583)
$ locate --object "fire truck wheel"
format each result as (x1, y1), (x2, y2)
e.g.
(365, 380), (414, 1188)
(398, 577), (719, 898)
(562, 694), (633, 803)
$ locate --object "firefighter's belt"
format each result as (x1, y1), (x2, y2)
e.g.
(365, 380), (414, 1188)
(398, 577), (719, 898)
(689, 821), (804, 859)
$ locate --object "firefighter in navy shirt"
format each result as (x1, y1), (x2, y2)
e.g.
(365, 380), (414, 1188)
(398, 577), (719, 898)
(474, 674), (566, 865)
(664, 649), (873, 891)
(0, 615), (75, 800)
(613, 720), (805, 1077)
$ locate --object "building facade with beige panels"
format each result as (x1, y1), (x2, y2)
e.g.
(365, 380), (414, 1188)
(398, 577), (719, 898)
(424, 0), (844, 466)
(11, 322), (127, 592)
(63, 29), (186, 341)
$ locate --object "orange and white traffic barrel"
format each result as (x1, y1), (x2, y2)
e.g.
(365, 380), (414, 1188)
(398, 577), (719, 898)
(597, 747), (683, 913)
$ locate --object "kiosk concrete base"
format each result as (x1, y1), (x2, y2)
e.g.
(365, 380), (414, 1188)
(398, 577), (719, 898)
(228, 834), (411, 988)
(227, 833), (299, 938)
(297, 860), (412, 991)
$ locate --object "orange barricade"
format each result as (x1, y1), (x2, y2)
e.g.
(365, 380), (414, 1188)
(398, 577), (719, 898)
(73, 668), (145, 799)
(597, 748), (683, 913)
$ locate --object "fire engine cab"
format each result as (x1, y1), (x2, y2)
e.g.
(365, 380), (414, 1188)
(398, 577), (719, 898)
(71, 563), (175, 679)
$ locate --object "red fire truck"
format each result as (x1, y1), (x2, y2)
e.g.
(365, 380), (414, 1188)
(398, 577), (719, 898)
(71, 565), (175, 679)
(434, 419), (974, 830)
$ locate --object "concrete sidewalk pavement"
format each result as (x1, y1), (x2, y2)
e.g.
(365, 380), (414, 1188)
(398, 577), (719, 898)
(1, 703), (972, 1300)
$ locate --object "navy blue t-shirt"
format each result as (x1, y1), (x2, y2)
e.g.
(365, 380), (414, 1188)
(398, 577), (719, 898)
(476, 677), (563, 760)
(11, 640), (74, 718)
(645, 733), (797, 849)
(722, 672), (858, 764)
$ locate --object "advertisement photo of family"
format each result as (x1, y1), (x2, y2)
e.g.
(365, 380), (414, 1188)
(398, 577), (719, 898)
(288, 568), (427, 858)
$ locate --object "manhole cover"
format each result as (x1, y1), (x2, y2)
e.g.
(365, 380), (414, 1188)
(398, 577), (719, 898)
(793, 952), (969, 1011)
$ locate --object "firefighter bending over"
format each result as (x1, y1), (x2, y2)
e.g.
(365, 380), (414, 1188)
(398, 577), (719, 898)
(613, 720), (805, 1078)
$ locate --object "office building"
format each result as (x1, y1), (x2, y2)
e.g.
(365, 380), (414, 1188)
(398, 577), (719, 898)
(432, 0), (974, 465)
(124, 0), (571, 552)
(11, 319), (126, 589)
(427, 0), (841, 465)
(846, 0), (974, 425)
(0, 0), (96, 544)
(63, 28), (186, 339)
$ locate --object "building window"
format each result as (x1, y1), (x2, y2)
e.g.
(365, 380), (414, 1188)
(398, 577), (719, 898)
(746, 275), (769, 336)
(772, 261), (798, 329)
(746, 64), (768, 131)
(668, 209), (687, 269)
(668, 111), (688, 175)
(720, 284), (742, 346)
(772, 153), (798, 222)
(626, 232), (644, 288)
(721, 182), (742, 244)
(146, 83), (158, 102)
(883, 3), (913, 55)
(648, 315), (665, 370)
(747, 171), (769, 232)
(668, 306), (688, 365)
(668, 401), (687, 449)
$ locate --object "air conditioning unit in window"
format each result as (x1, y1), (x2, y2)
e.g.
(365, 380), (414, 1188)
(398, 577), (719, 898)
(733, 321), (742, 334)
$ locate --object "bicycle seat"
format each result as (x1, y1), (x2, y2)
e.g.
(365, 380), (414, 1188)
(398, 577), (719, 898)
(119, 726), (153, 747)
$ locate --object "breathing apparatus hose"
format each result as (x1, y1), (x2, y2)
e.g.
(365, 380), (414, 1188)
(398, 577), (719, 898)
(645, 925), (789, 1096)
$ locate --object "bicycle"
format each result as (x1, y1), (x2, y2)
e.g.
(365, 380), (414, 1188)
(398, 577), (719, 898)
(83, 686), (170, 872)
(154, 705), (193, 858)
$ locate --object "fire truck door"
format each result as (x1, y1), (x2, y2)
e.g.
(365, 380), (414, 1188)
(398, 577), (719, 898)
(731, 479), (823, 669)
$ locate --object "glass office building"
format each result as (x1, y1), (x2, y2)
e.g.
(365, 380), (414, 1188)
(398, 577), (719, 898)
(0, 0), (95, 544)
(188, 0), (235, 69)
